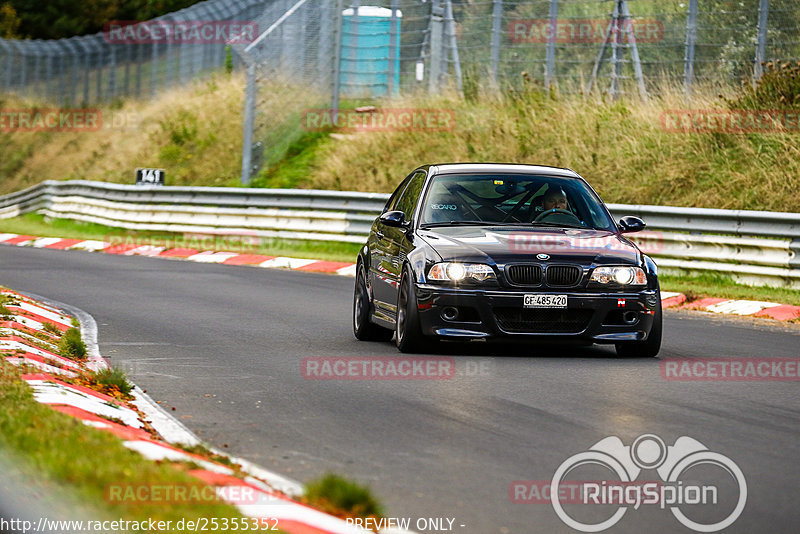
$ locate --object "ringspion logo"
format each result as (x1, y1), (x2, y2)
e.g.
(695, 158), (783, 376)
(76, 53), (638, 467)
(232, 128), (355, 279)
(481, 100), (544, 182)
(551, 434), (746, 532)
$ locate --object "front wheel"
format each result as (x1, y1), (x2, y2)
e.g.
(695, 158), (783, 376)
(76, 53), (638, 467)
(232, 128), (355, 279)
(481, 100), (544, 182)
(396, 269), (426, 353)
(615, 295), (662, 358)
(353, 263), (393, 342)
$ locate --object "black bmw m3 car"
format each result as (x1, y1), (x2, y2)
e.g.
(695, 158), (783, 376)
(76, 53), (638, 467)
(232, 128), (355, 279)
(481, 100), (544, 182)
(353, 163), (662, 356)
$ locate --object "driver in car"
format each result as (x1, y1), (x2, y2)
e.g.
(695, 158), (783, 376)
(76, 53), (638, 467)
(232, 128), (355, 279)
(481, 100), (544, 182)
(542, 187), (568, 211)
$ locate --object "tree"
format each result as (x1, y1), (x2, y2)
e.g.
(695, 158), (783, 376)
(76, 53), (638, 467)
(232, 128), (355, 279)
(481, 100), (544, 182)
(0, 2), (22, 38)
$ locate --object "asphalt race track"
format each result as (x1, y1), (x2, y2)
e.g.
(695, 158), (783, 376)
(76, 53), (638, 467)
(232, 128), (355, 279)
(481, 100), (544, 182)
(1, 245), (799, 533)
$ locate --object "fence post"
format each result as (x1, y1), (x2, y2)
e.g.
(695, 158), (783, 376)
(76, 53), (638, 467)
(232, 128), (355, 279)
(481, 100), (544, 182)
(387, 0), (399, 96)
(621, 0), (648, 101)
(348, 0), (360, 95)
(62, 40), (79, 106)
(608, 0), (621, 100)
(754, 0), (770, 81)
(94, 40), (103, 102)
(330, 0), (344, 122)
(163, 15), (175, 89)
(73, 38), (90, 104)
(150, 34), (160, 98)
(135, 41), (142, 98)
(444, 0), (462, 94)
(318, 0), (333, 89)
(490, 0), (502, 85)
(544, 0), (558, 92)
(240, 62), (257, 185)
(10, 41), (26, 91)
(0, 40), (12, 92)
(109, 43), (117, 101)
(429, 0), (444, 93)
(683, 0), (698, 98)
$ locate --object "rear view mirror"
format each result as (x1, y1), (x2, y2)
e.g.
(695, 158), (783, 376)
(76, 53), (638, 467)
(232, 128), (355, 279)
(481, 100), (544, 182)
(618, 216), (646, 233)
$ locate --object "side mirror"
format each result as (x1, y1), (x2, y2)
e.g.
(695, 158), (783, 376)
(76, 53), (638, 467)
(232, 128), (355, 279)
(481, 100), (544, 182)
(618, 216), (646, 233)
(379, 210), (408, 228)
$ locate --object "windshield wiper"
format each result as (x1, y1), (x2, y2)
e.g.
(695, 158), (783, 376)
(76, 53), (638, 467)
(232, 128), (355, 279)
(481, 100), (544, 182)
(529, 221), (587, 229)
(420, 220), (493, 228)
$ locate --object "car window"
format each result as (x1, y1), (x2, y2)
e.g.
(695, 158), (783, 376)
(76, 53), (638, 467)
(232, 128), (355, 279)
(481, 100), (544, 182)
(419, 173), (615, 230)
(384, 174), (413, 213)
(393, 171), (426, 219)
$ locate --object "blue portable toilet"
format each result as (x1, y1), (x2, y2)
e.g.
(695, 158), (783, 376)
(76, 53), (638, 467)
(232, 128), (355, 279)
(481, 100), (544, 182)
(340, 6), (402, 97)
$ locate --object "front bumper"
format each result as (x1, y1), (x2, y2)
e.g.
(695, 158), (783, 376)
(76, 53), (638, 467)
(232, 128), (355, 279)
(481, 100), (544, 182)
(414, 284), (659, 343)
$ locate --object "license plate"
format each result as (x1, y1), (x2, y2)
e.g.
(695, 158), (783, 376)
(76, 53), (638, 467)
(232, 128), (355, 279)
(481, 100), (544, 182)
(524, 294), (567, 308)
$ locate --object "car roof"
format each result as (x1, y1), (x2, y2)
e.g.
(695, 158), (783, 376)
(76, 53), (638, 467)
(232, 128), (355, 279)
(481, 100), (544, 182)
(422, 163), (582, 178)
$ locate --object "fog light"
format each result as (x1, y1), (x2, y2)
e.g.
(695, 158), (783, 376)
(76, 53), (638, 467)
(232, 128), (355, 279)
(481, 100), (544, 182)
(442, 307), (459, 321)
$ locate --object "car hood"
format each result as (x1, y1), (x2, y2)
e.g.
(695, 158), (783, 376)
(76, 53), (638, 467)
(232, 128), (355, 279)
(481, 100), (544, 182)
(417, 226), (641, 266)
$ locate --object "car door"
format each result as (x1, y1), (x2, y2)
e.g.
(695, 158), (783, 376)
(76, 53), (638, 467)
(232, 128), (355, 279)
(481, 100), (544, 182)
(375, 171), (426, 315)
(369, 173), (413, 316)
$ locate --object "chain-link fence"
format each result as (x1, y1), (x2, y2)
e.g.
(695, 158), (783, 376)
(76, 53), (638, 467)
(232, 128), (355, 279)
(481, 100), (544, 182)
(2, 0), (799, 181)
(233, 0), (800, 182)
(0, 0), (268, 104)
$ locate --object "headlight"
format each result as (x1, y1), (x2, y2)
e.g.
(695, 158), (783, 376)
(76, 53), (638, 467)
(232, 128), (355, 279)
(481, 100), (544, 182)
(428, 263), (496, 282)
(590, 266), (647, 285)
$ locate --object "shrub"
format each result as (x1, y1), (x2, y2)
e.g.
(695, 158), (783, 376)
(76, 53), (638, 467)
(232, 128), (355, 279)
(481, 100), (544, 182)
(303, 473), (384, 519)
(42, 322), (61, 335)
(93, 367), (133, 397)
(728, 61), (800, 110)
(58, 327), (87, 360)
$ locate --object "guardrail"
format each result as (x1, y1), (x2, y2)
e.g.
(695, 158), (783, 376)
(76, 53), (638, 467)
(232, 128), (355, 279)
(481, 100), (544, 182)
(1, 180), (798, 287)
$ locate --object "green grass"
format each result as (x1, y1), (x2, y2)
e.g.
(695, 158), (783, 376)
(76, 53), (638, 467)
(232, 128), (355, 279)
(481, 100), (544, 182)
(92, 366), (133, 397)
(251, 131), (334, 190)
(303, 473), (384, 519)
(58, 327), (87, 361)
(0, 359), (244, 530)
(660, 272), (800, 306)
(0, 213), (363, 262)
(0, 293), (13, 316)
(0, 213), (122, 240)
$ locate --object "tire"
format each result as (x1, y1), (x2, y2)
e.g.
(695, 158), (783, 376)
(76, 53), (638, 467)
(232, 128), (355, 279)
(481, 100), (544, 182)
(615, 295), (662, 358)
(353, 263), (393, 342)
(395, 269), (426, 353)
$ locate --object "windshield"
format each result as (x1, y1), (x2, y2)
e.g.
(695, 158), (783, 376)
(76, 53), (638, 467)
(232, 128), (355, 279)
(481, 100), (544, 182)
(419, 173), (616, 230)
